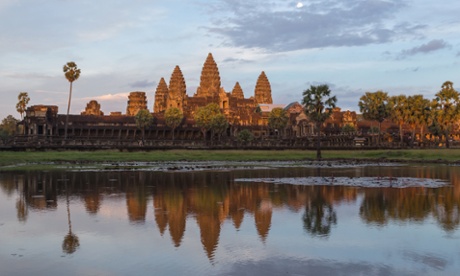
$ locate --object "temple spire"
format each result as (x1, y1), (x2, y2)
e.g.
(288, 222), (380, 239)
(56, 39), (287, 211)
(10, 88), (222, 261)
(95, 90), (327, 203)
(167, 66), (186, 110)
(231, 82), (244, 99)
(196, 53), (221, 100)
(153, 77), (168, 113)
(254, 71), (272, 104)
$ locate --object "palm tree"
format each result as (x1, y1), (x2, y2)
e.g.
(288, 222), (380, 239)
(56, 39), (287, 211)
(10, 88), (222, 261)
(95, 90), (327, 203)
(389, 95), (408, 147)
(358, 91), (391, 146)
(406, 95), (430, 146)
(268, 107), (289, 136)
(164, 107), (184, 140)
(431, 81), (460, 148)
(302, 84), (337, 159)
(16, 92), (30, 120)
(303, 188), (337, 237)
(63, 62), (81, 139)
(62, 182), (80, 254)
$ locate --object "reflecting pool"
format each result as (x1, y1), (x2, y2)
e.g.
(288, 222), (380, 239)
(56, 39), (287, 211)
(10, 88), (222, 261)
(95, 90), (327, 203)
(1, 163), (460, 275)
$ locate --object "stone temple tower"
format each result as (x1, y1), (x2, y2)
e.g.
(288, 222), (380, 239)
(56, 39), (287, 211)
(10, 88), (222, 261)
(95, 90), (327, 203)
(81, 100), (104, 116)
(166, 66), (186, 110)
(195, 53), (221, 101)
(231, 82), (244, 99)
(254, 71), (273, 104)
(126, 91), (148, 116)
(153, 77), (168, 113)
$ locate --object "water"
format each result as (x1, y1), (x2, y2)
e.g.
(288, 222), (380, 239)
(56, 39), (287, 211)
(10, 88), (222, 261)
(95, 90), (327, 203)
(1, 163), (459, 276)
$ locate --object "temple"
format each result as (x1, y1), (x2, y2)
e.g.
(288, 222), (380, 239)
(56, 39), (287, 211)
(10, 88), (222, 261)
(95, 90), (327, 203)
(154, 53), (268, 126)
(16, 53), (361, 148)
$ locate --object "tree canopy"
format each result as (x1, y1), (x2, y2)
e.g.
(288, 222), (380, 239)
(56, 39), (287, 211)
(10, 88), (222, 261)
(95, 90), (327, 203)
(194, 103), (222, 140)
(430, 81), (460, 148)
(63, 62), (81, 83)
(135, 109), (153, 142)
(406, 94), (430, 145)
(237, 129), (254, 143)
(358, 91), (390, 145)
(268, 107), (289, 135)
(210, 113), (228, 139)
(389, 95), (409, 146)
(164, 107), (184, 140)
(16, 92), (30, 120)
(302, 84), (337, 159)
(358, 91), (391, 123)
(0, 115), (19, 143)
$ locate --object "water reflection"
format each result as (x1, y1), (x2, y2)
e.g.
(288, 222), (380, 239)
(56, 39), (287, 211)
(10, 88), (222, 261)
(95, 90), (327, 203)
(303, 186), (338, 237)
(1, 165), (460, 261)
(63, 182), (79, 254)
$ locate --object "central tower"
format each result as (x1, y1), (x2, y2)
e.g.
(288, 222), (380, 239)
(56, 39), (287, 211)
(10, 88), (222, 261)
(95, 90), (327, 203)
(195, 53), (221, 101)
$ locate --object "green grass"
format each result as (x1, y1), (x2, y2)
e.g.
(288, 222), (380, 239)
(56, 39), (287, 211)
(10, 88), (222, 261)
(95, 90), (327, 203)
(0, 149), (459, 170)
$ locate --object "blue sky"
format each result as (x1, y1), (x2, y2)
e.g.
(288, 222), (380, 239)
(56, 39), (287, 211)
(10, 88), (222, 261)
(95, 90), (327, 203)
(1, 0), (459, 120)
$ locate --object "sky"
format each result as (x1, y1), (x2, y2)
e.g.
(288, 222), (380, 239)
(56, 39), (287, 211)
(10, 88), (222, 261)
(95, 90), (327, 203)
(1, 0), (459, 120)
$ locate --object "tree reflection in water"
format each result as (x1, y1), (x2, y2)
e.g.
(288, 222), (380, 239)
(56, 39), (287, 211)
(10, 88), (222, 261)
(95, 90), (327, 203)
(1, 165), (460, 260)
(358, 186), (460, 233)
(303, 187), (337, 237)
(62, 181), (79, 254)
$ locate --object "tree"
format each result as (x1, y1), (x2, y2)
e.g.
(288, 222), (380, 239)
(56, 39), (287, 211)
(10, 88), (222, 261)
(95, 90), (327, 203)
(268, 107), (289, 136)
(135, 109), (153, 143)
(16, 92), (30, 120)
(164, 107), (184, 140)
(210, 113), (228, 140)
(63, 61), (81, 139)
(430, 81), (460, 148)
(194, 103), (221, 140)
(358, 91), (391, 146)
(406, 95), (431, 146)
(388, 95), (408, 147)
(1, 115), (18, 134)
(0, 115), (19, 143)
(302, 84), (337, 159)
(62, 182), (79, 254)
(237, 129), (254, 144)
(341, 124), (356, 134)
(303, 188), (337, 237)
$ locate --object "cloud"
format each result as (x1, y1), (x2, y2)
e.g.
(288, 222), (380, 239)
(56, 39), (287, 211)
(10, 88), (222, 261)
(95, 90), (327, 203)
(272, 81), (364, 111)
(222, 57), (255, 64)
(398, 39), (450, 59)
(129, 80), (156, 88)
(5, 73), (53, 79)
(205, 0), (425, 52)
(0, 0), (164, 53)
(78, 92), (131, 114)
(81, 92), (130, 102)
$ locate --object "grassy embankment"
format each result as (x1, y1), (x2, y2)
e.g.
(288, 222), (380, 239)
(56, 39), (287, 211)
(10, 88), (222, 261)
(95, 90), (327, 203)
(0, 149), (459, 170)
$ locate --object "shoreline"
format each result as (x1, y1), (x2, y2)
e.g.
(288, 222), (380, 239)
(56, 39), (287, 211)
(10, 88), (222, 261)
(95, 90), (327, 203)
(1, 148), (460, 170)
(1, 151), (459, 171)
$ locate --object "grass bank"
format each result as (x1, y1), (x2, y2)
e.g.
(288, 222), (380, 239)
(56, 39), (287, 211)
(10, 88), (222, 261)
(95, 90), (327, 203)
(0, 149), (459, 170)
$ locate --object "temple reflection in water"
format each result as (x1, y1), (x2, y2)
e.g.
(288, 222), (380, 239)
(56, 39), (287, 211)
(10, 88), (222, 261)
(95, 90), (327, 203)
(1, 166), (460, 260)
